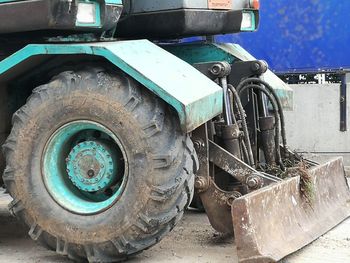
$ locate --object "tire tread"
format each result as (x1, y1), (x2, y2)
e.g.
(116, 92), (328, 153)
(2, 67), (196, 262)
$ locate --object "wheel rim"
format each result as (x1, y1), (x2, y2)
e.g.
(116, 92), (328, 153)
(42, 120), (128, 215)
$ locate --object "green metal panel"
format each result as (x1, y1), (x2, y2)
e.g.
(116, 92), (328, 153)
(165, 42), (293, 110)
(0, 0), (21, 3)
(163, 43), (236, 65)
(0, 40), (223, 132)
(105, 0), (122, 4)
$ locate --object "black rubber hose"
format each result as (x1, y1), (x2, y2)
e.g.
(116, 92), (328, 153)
(228, 90), (238, 125)
(227, 84), (254, 166)
(236, 78), (288, 153)
(237, 84), (285, 171)
(241, 140), (250, 165)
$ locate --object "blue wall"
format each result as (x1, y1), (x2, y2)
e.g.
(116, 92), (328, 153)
(216, 0), (350, 73)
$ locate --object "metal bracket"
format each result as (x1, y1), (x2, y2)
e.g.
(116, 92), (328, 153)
(192, 123), (210, 193)
(192, 124), (241, 234)
(193, 137), (281, 234)
(228, 60), (268, 87)
(193, 61), (231, 80)
(208, 140), (281, 188)
(340, 72), (349, 132)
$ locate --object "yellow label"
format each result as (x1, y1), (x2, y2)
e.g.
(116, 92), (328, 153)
(208, 0), (232, 10)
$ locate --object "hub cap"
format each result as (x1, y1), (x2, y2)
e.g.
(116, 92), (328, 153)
(42, 121), (128, 215)
(66, 141), (119, 192)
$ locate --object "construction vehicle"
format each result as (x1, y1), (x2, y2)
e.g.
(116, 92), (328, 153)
(0, 1), (349, 262)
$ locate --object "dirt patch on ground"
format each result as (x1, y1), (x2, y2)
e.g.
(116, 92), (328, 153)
(1, 189), (350, 263)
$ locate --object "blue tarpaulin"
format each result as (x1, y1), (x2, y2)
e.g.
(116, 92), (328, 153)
(216, 0), (350, 74)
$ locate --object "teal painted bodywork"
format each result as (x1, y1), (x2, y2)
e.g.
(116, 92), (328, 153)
(0, 0), (22, 3)
(43, 120), (127, 214)
(165, 42), (294, 110)
(0, 40), (223, 132)
(105, 0), (122, 4)
(0, 0), (122, 4)
(163, 43), (236, 65)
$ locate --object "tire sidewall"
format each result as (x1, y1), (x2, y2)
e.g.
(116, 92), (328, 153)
(14, 90), (154, 243)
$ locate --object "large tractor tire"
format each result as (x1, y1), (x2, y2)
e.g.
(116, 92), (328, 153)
(2, 67), (197, 262)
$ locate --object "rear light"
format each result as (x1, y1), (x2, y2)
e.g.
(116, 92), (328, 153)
(241, 11), (255, 31)
(77, 2), (97, 24)
(249, 0), (260, 10)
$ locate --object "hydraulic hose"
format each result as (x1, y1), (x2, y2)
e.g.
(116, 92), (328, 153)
(236, 84), (285, 170)
(241, 140), (250, 165)
(236, 78), (288, 153)
(227, 84), (255, 166)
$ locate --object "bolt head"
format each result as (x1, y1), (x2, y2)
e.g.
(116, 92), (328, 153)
(251, 62), (261, 71)
(87, 169), (95, 178)
(246, 177), (260, 189)
(194, 176), (208, 191)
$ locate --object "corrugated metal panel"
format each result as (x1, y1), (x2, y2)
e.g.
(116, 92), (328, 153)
(216, 0), (350, 73)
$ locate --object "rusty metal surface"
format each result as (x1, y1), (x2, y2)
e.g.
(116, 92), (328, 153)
(192, 124), (210, 184)
(199, 177), (241, 234)
(197, 138), (282, 234)
(209, 140), (280, 187)
(193, 124), (240, 234)
(232, 158), (350, 263)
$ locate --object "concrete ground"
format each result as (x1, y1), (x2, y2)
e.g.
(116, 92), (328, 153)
(1, 189), (350, 263)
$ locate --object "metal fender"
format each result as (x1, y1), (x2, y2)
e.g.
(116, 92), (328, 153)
(0, 40), (223, 132)
(165, 42), (294, 111)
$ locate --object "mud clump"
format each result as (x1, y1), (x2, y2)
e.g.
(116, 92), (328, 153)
(298, 162), (316, 205)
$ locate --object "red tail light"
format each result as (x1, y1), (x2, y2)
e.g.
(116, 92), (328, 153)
(250, 0), (260, 10)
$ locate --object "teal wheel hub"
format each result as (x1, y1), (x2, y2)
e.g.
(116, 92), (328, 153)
(66, 141), (119, 192)
(42, 120), (128, 215)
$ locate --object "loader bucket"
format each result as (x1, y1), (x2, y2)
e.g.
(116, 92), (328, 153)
(232, 158), (350, 263)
